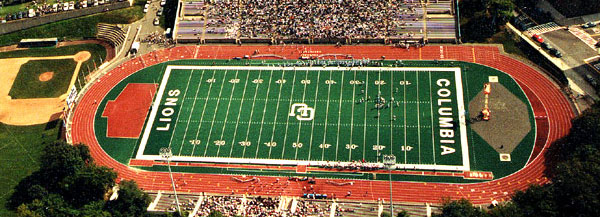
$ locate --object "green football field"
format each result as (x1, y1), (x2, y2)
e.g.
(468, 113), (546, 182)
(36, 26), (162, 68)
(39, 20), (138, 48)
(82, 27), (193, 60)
(136, 65), (469, 171)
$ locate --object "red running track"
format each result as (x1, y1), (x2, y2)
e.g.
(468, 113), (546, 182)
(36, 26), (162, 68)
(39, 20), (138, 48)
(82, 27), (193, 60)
(70, 45), (574, 205)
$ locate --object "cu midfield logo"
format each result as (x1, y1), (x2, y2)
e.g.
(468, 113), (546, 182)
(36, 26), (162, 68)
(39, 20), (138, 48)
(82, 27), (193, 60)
(289, 103), (315, 121)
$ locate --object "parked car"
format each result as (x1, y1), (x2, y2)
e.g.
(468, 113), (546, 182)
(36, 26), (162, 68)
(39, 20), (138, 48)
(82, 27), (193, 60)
(52, 3), (58, 12)
(5, 14), (11, 21)
(63, 2), (69, 11)
(144, 3), (149, 13)
(94, 0), (99, 6)
(582, 22), (597, 29)
(532, 34), (544, 43)
(157, 7), (163, 16)
(16, 12), (22, 19)
(549, 48), (562, 58)
(153, 17), (159, 26)
(585, 74), (599, 88)
(28, 9), (35, 18)
(160, 0), (166, 6)
(541, 42), (552, 50)
(1, 18), (6, 23)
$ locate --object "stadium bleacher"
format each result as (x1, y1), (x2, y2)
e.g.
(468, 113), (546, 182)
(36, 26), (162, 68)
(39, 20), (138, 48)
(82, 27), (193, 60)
(174, 0), (457, 43)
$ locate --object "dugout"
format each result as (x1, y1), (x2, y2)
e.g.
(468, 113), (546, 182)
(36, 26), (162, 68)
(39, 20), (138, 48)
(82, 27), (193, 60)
(18, 38), (58, 48)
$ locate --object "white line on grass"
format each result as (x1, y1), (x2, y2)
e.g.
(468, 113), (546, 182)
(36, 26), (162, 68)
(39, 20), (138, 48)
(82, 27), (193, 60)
(320, 70), (333, 161)
(166, 70), (195, 154)
(228, 70), (251, 158)
(429, 70), (436, 164)
(389, 70), (394, 161)
(307, 69), (322, 160)
(216, 70), (240, 157)
(403, 69), (407, 165)
(364, 71), (369, 162)
(349, 70), (356, 161)
(204, 69), (229, 157)
(417, 71), (421, 163)
(281, 68), (298, 159)
(191, 70), (217, 156)
(241, 70), (263, 158)
(334, 70), (345, 161)
(255, 69), (275, 158)
(377, 69), (381, 159)
(294, 69), (310, 160)
(268, 70), (286, 158)
(177, 69), (206, 156)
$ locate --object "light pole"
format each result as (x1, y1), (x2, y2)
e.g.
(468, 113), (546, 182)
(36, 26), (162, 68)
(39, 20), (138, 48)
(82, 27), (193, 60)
(383, 154), (396, 216)
(160, 147), (181, 214)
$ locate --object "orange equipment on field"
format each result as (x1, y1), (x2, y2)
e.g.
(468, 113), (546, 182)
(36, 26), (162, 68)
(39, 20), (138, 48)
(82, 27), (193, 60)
(481, 83), (491, 121)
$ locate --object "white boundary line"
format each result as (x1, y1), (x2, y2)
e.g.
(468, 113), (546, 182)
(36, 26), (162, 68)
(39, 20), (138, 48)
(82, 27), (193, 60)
(137, 66), (469, 171)
(454, 67), (470, 171)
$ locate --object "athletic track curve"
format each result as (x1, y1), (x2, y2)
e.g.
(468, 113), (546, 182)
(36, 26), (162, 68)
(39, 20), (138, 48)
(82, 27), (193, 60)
(70, 45), (574, 205)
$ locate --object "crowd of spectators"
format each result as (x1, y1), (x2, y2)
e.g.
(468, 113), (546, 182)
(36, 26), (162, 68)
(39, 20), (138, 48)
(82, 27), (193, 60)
(142, 31), (174, 46)
(206, 0), (425, 41)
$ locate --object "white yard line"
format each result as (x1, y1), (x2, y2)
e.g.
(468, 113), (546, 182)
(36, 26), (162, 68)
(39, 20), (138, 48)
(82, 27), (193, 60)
(203, 69), (230, 157)
(166, 70), (195, 153)
(177, 69), (206, 156)
(334, 70), (345, 161)
(389, 70), (394, 160)
(364, 71), (369, 161)
(268, 70), (286, 158)
(349, 70), (357, 161)
(255, 69), (275, 158)
(403, 70), (407, 164)
(376, 70), (381, 159)
(417, 71), (421, 163)
(241, 70), (263, 158)
(281, 69), (298, 159)
(320, 70), (333, 161)
(429, 71), (436, 164)
(307, 70), (322, 160)
(191, 70), (217, 156)
(216, 70), (240, 157)
(294, 70), (310, 160)
(228, 71), (252, 158)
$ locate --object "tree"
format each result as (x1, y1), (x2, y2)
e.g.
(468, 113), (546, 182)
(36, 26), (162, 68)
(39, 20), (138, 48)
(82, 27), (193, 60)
(61, 165), (117, 207)
(487, 202), (523, 217)
(511, 185), (557, 217)
(433, 198), (486, 217)
(105, 180), (151, 217)
(7, 141), (142, 216)
(486, 0), (515, 27)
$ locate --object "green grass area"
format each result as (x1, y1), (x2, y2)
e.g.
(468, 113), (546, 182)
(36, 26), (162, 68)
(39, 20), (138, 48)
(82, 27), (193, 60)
(0, 121), (62, 217)
(0, 43), (107, 87)
(93, 59), (535, 183)
(0, 2), (145, 46)
(9, 59), (77, 99)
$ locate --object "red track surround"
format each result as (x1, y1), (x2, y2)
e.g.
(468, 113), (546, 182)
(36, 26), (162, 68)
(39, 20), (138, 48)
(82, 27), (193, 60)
(71, 45), (574, 204)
